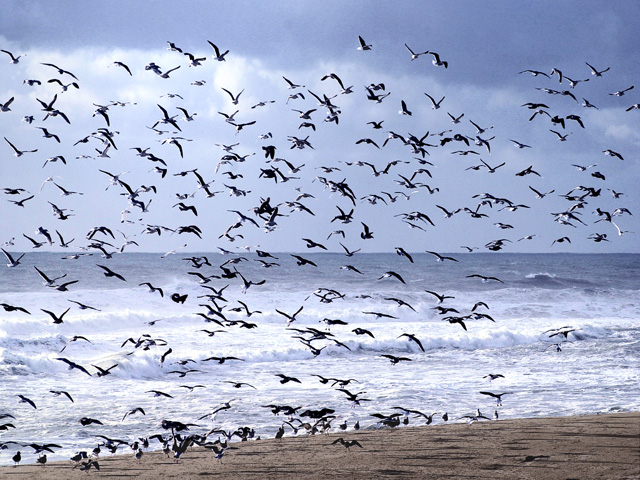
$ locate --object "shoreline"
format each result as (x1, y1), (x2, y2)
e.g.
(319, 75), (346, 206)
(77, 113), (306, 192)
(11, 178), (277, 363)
(1, 412), (638, 479)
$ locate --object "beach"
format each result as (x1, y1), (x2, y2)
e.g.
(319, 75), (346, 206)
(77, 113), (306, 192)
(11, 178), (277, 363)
(1, 412), (638, 479)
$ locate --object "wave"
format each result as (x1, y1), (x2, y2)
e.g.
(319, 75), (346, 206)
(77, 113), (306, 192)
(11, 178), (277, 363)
(0, 322), (613, 379)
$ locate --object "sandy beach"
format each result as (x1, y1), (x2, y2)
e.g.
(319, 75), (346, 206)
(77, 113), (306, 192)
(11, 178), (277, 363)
(1, 412), (638, 479)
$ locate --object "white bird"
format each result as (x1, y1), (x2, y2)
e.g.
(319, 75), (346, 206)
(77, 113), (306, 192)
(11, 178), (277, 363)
(221, 88), (244, 105)
(424, 93), (445, 109)
(510, 139), (531, 149)
(405, 43), (429, 60)
(2, 248), (25, 268)
(609, 85), (634, 97)
(207, 41), (229, 61)
(4, 137), (37, 157)
(585, 62), (610, 77)
(428, 51), (448, 68)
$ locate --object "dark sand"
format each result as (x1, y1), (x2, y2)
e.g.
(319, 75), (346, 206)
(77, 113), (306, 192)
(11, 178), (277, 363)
(1, 412), (638, 479)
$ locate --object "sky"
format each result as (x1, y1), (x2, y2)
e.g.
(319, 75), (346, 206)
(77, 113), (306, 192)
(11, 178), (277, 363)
(0, 1), (638, 254)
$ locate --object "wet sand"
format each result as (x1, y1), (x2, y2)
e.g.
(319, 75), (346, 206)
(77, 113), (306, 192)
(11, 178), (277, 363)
(1, 412), (638, 479)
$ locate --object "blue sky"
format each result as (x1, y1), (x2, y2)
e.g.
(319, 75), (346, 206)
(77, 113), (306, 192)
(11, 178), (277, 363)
(0, 1), (638, 254)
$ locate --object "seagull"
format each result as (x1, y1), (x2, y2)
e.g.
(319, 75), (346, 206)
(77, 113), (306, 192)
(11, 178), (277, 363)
(381, 354), (412, 365)
(1, 49), (25, 63)
(480, 391), (512, 406)
(518, 69), (549, 78)
(466, 274), (504, 283)
(41, 62), (78, 80)
(139, 282), (164, 297)
(378, 271), (406, 284)
(122, 407), (146, 421)
(4, 137), (37, 157)
(207, 41), (229, 61)
(332, 438), (363, 450)
(276, 306), (304, 326)
(399, 100), (412, 116)
(602, 149), (623, 160)
(282, 76), (304, 89)
(398, 333), (425, 352)
(424, 93), (445, 109)
(97, 265), (127, 281)
(60, 335), (93, 353)
(550, 129), (571, 141)
(0, 96), (14, 112)
(41, 308), (70, 324)
(551, 236), (571, 247)
(405, 43), (429, 60)
(357, 35), (372, 51)
(510, 139), (531, 149)
(2, 248), (25, 268)
(222, 87), (244, 105)
(111, 61), (132, 75)
(34, 266), (67, 287)
(448, 112), (464, 124)
(585, 62), (610, 77)
(17, 394), (37, 409)
(425, 251), (458, 262)
(424, 290), (455, 304)
(428, 51), (448, 68)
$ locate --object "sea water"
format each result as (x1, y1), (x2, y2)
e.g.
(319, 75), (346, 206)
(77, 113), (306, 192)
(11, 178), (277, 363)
(0, 252), (638, 465)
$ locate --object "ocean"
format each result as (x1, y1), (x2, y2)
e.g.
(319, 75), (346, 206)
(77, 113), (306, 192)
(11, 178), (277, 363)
(1, 251), (638, 464)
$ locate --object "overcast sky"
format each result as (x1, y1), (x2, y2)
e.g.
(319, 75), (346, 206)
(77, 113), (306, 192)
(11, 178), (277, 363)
(0, 1), (638, 254)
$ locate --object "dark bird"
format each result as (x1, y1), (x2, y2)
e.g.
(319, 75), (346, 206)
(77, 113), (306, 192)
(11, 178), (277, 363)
(41, 62), (78, 79)
(276, 306), (304, 326)
(378, 271), (406, 284)
(357, 35), (372, 51)
(381, 354), (412, 365)
(68, 300), (101, 311)
(79, 417), (103, 426)
(92, 364), (118, 377)
(275, 373), (302, 384)
(56, 357), (92, 376)
(466, 274), (504, 283)
(424, 290), (455, 304)
(97, 265), (127, 281)
(443, 316), (468, 331)
(5, 136), (38, 157)
(425, 251), (458, 262)
(585, 62), (610, 77)
(17, 395), (37, 409)
(41, 307), (70, 324)
(222, 381), (256, 389)
(147, 390), (173, 398)
(395, 247), (414, 263)
(352, 328), (375, 338)
(208, 41), (229, 61)
(122, 407), (146, 421)
(360, 222), (374, 240)
(479, 391), (512, 406)
(139, 282), (164, 297)
(2, 248), (25, 268)
(112, 61), (132, 75)
(332, 437), (363, 449)
(50, 390), (74, 402)
(290, 254), (317, 267)
(398, 333), (425, 352)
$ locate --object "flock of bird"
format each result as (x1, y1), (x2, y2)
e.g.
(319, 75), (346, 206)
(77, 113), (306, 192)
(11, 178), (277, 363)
(0, 34), (636, 470)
